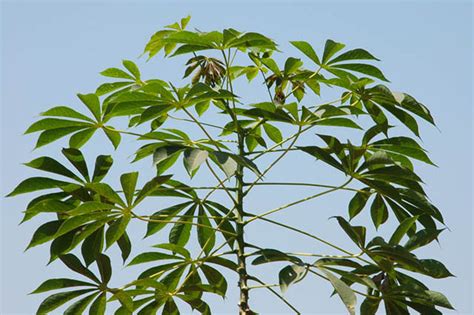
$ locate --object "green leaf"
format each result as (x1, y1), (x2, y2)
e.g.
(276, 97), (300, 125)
(348, 189), (371, 219)
(322, 39), (345, 64)
(183, 149), (209, 177)
(63, 292), (98, 315)
(290, 41), (321, 65)
(321, 268), (357, 315)
(62, 148), (90, 181)
(201, 265), (227, 297)
(77, 93), (101, 121)
(96, 82), (133, 96)
(419, 259), (454, 279)
(82, 227), (104, 266)
(404, 229), (443, 251)
(389, 216), (418, 245)
(59, 254), (101, 283)
(105, 213), (131, 249)
(163, 298), (179, 315)
(122, 60), (141, 80)
(263, 123), (283, 143)
(145, 202), (193, 237)
(30, 278), (94, 294)
(36, 289), (94, 315)
(41, 106), (95, 123)
(120, 172), (138, 206)
(128, 252), (177, 266)
(313, 117), (362, 129)
(69, 128), (96, 149)
(298, 146), (344, 172)
(100, 67), (135, 80)
(328, 48), (379, 64)
(252, 249), (303, 265)
(333, 216), (366, 248)
(370, 194), (388, 229)
(210, 151), (237, 177)
(261, 58), (281, 75)
(92, 155), (113, 182)
(7, 177), (68, 197)
(113, 290), (134, 312)
(88, 292), (106, 315)
(332, 63), (388, 82)
(86, 182), (125, 207)
(103, 126), (121, 149)
(55, 212), (110, 238)
(370, 137), (434, 165)
(27, 221), (62, 249)
(68, 201), (114, 216)
(25, 118), (91, 134)
(279, 264), (307, 294)
(169, 205), (196, 247)
(423, 291), (454, 309)
(360, 297), (380, 315)
(153, 146), (184, 165)
(22, 199), (74, 223)
(134, 175), (172, 205)
(153, 243), (191, 259)
(284, 57), (303, 74)
(117, 232), (132, 263)
(35, 127), (88, 148)
(96, 254), (112, 284)
(197, 205), (215, 255)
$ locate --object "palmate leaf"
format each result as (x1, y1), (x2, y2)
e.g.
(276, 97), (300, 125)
(32, 254), (114, 315)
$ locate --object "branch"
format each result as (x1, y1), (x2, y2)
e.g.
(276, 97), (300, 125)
(168, 114), (227, 131)
(244, 126), (303, 195)
(181, 106), (223, 152)
(248, 276), (301, 314)
(245, 178), (352, 223)
(249, 95), (354, 162)
(205, 160), (238, 205)
(243, 181), (368, 194)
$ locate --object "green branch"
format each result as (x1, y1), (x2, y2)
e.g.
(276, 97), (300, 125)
(245, 178), (352, 223)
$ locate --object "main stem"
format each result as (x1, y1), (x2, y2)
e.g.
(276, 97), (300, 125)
(236, 131), (250, 314)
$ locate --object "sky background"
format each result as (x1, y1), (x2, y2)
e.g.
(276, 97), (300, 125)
(1, 1), (472, 314)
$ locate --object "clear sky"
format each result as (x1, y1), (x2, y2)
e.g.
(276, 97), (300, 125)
(1, 1), (472, 314)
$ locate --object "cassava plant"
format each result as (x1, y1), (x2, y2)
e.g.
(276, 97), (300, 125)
(8, 16), (454, 314)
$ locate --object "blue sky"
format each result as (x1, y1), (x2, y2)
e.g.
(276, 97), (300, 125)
(1, 1), (472, 314)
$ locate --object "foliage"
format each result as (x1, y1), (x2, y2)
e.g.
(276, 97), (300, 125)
(8, 16), (453, 314)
